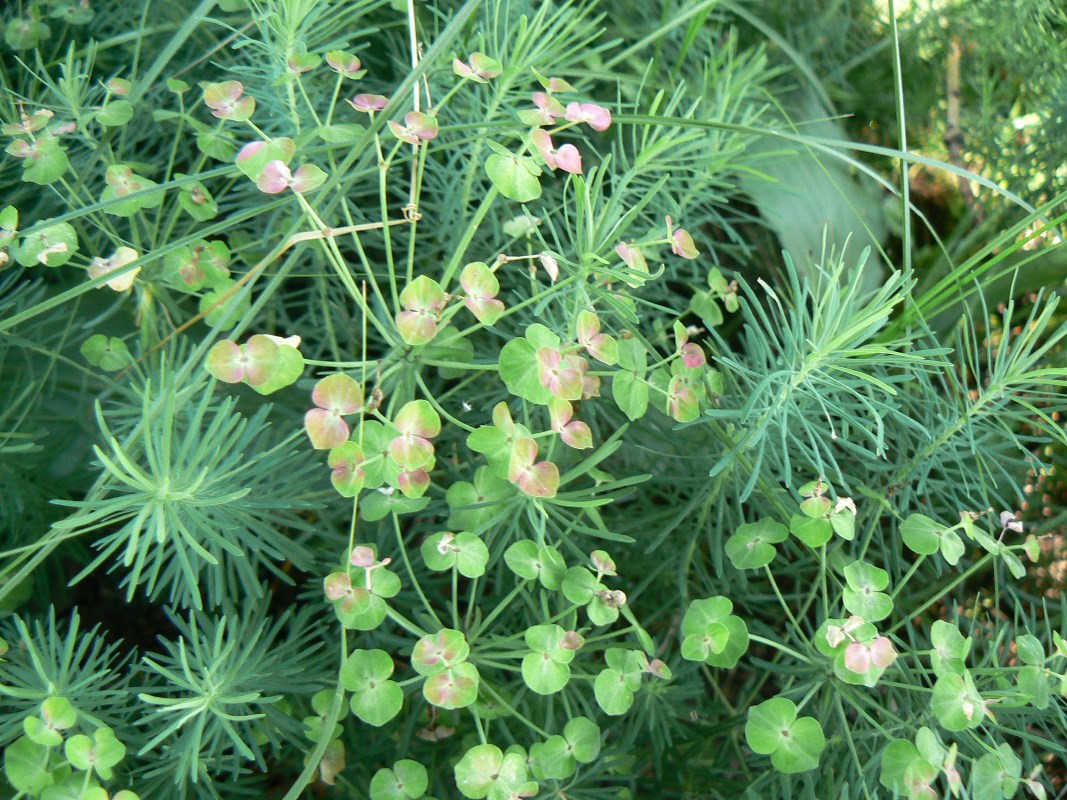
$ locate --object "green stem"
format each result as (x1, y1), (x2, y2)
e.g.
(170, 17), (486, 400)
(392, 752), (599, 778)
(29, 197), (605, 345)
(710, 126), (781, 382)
(392, 513), (444, 629)
(749, 634), (812, 665)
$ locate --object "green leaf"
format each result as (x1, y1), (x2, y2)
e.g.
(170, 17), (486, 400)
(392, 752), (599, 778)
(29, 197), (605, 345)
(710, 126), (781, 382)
(789, 513), (832, 547)
(197, 130), (236, 161)
(447, 467), (513, 531)
(340, 649), (403, 726)
(485, 151), (542, 202)
(1016, 665), (1049, 709)
(930, 620), (971, 677)
(529, 736), (576, 781)
(100, 165), (163, 217)
(503, 541), (566, 589)
(611, 369), (649, 421)
(96, 100), (134, 127)
(680, 596), (749, 668)
(499, 337), (551, 404)
(0, 205), (17, 244)
(725, 518), (788, 570)
(971, 744), (1022, 800)
(900, 514), (942, 555)
(421, 531), (489, 578)
(1016, 634), (1044, 665)
(199, 279), (251, 329)
(5, 18), (50, 50)
(564, 716), (601, 763)
(20, 138), (70, 185)
(81, 335), (132, 371)
(931, 672), (984, 731)
(878, 739), (920, 794)
(360, 491), (430, 521)
(745, 697), (825, 773)
(522, 652), (570, 694)
(16, 221), (78, 267)
(177, 180), (218, 221)
(25, 696), (77, 746)
(370, 760), (428, 800)
(318, 123), (366, 144)
(561, 566), (598, 604)
(350, 681), (403, 726)
(249, 340), (304, 395)
(594, 668), (633, 715)
(4, 736), (53, 794)
(454, 745), (527, 800)
(65, 728), (125, 780)
(842, 560), (893, 622)
(999, 544), (1026, 579)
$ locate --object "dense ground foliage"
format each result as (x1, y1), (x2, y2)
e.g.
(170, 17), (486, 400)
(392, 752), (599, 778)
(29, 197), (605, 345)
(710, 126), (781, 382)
(0, 1), (1065, 798)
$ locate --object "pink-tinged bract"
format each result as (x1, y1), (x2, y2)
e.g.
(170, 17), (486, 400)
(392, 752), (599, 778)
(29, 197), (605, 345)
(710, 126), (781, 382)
(205, 340), (245, 383)
(560, 631), (584, 650)
(397, 468), (431, 498)
(257, 160), (292, 194)
(88, 246), (140, 291)
(844, 642), (872, 674)
(508, 437), (560, 497)
(453, 52), (502, 83)
(289, 164), (327, 193)
(241, 334), (279, 387)
(396, 310), (438, 346)
(536, 347), (582, 401)
(534, 92), (566, 119)
(389, 434), (435, 470)
(469, 52), (502, 79)
(203, 81), (255, 121)
(326, 50), (363, 77)
(517, 461), (560, 498)
(870, 636), (897, 668)
(492, 401), (515, 433)
(397, 276), (447, 345)
(679, 341), (706, 368)
(328, 442), (366, 497)
(554, 143), (582, 174)
(312, 373), (364, 414)
(350, 546), (377, 568)
(394, 399), (441, 438)
(406, 111), (439, 141)
(667, 377), (700, 422)
(561, 421), (592, 449)
(531, 129), (556, 167)
(671, 227), (699, 259)
(304, 408), (350, 450)
(460, 261), (504, 324)
(348, 93), (388, 112)
(324, 571), (352, 600)
(565, 102), (611, 131)
(236, 140), (266, 162)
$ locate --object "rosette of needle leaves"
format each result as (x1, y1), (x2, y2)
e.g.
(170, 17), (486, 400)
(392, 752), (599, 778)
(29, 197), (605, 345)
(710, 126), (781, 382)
(54, 367), (319, 610)
(700, 246), (949, 499)
(0, 276), (83, 542)
(134, 600), (326, 793)
(0, 608), (135, 747)
(872, 290), (1067, 514)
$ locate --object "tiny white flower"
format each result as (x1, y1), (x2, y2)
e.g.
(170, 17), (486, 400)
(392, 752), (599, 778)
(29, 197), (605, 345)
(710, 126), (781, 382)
(834, 497), (857, 515)
(999, 510), (1024, 533)
(262, 333), (302, 349)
